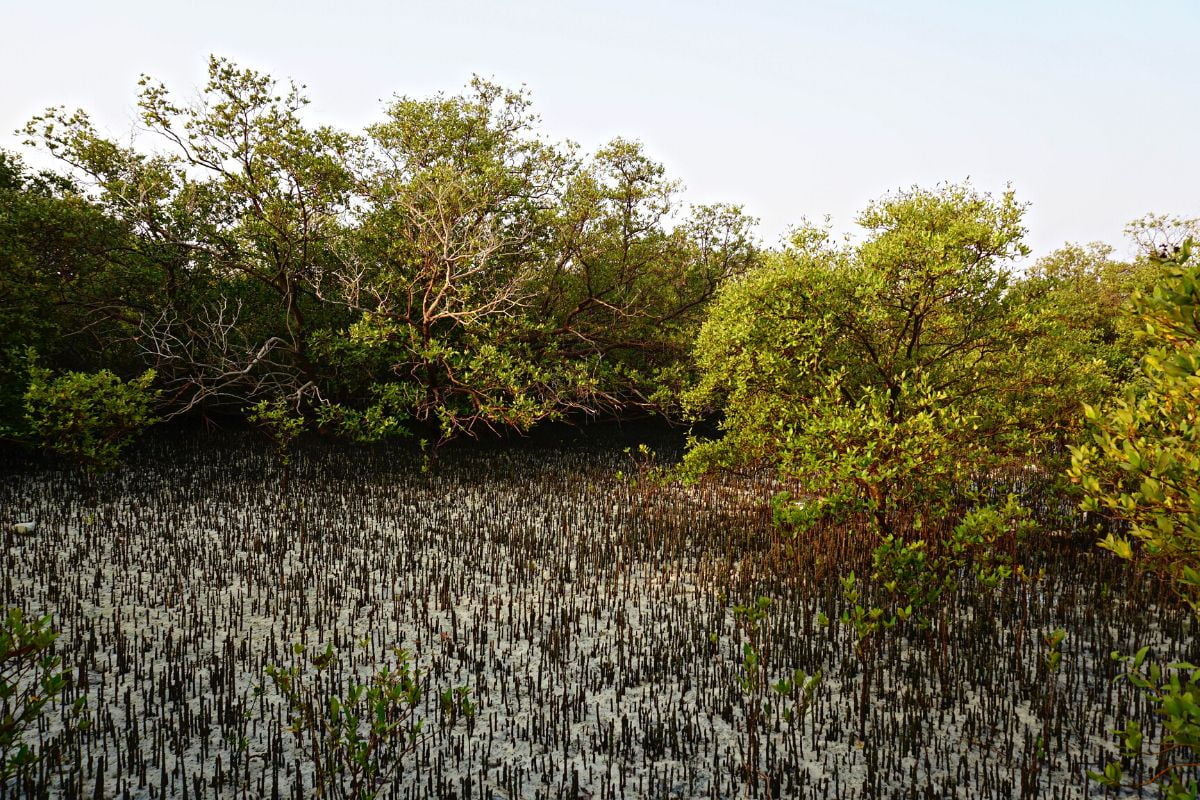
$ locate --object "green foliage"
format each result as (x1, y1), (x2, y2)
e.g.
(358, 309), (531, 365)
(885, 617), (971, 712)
(0, 151), (145, 422)
(1022, 627), (1069, 787)
(1070, 242), (1200, 797)
(22, 353), (158, 472)
(248, 397), (306, 467)
(1021, 242), (1159, 391)
(682, 183), (1067, 535)
(1043, 628), (1067, 674)
(340, 78), (570, 437)
(258, 641), (474, 800)
(1087, 651), (1200, 799)
(838, 496), (1036, 646)
(950, 495), (1038, 589)
(615, 443), (670, 488)
(538, 140), (757, 415)
(338, 87), (756, 437)
(1070, 242), (1200, 611)
(768, 377), (984, 535)
(316, 384), (414, 443)
(14, 59), (751, 439)
(1, 608), (88, 787)
(0, 58), (1185, 462)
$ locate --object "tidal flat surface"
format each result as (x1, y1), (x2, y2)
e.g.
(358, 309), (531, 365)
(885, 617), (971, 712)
(2, 432), (1195, 798)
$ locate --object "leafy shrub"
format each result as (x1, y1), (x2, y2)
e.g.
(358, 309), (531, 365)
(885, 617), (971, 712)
(1072, 242), (1200, 796)
(22, 352), (157, 473)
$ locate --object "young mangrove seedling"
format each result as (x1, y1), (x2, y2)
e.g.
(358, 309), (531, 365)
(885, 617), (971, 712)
(1088, 648), (1200, 799)
(257, 641), (475, 800)
(1, 607), (89, 791)
(722, 596), (821, 795)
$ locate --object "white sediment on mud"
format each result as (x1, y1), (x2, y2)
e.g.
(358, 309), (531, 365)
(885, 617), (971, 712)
(1, 433), (1195, 798)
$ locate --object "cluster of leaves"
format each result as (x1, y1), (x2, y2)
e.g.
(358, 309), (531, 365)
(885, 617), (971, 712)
(1088, 649), (1200, 799)
(1071, 242), (1200, 610)
(20, 353), (158, 473)
(247, 397), (306, 468)
(257, 641), (474, 800)
(717, 596), (820, 792)
(1, 608), (88, 788)
(834, 497), (1035, 647)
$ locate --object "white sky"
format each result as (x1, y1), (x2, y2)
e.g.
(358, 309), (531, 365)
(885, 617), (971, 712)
(2, 0), (1197, 259)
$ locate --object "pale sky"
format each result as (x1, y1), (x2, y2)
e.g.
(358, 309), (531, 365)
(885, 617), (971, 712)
(3, 0), (1197, 259)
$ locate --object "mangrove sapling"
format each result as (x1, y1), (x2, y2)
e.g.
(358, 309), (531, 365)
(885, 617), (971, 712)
(948, 496), (1042, 676)
(248, 397), (306, 490)
(1088, 651), (1200, 799)
(1021, 628), (1067, 799)
(617, 443), (674, 515)
(0, 608), (89, 791)
(722, 596), (821, 795)
(257, 641), (475, 800)
(732, 597), (769, 792)
(837, 496), (1037, 735)
(839, 541), (953, 739)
